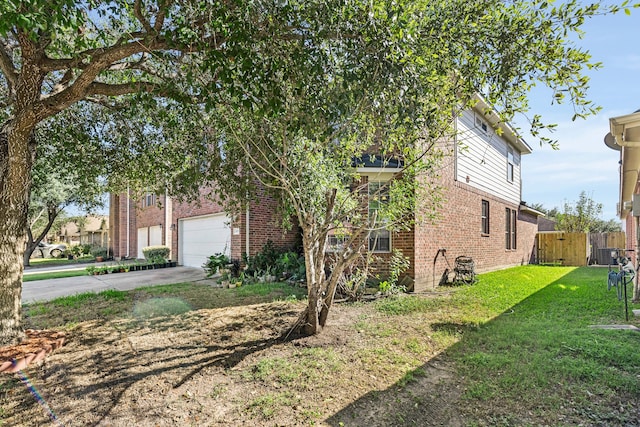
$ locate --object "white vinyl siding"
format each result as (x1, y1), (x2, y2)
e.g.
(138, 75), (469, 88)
(456, 110), (521, 204)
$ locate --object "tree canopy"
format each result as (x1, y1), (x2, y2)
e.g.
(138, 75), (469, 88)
(0, 0), (635, 344)
(533, 193), (622, 233)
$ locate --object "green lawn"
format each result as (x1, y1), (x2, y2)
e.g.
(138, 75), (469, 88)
(17, 265), (640, 425)
(23, 269), (88, 282)
(28, 256), (93, 267)
(375, 266), (640, 426)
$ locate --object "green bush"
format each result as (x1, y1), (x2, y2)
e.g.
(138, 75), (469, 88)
(90, 246), (107, 258)
(142, 245), (170, 262)
(242, 241), (306, 282)
(203, 253), (230, 277)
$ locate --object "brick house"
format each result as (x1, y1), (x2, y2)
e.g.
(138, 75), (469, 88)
(360, 99), (542, 291)
(109, 186), (299, 267)
(110, 100), (542, 288)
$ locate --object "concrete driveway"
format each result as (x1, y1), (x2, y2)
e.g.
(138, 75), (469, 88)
(22, 266), (213, 303)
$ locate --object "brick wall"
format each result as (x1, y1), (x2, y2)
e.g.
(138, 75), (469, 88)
(109, 192), (138, 259)
(232, 188), (301, 261)
(110, 187), (299, 263)
(411, 153), (539, 291)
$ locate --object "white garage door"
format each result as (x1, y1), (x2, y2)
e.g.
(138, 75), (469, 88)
(137, 228), (148, 259)
(179, 214), (231, 268)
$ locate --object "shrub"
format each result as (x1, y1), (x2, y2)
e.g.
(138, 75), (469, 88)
(142, 245), (170, 262)
(90, 246), (107, 258)
(379, 249), (410, 295)
(69, 244), (83, 257)
(81, 244), (92, 256)
(242, 241), (305, 281)
(203, 252), (230, 277)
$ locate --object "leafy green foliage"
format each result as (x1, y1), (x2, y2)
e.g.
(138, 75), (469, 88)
(1, 0), (637, 341)
(378, 249), (411, 295)
(240, 241), (303, 280)
(202, 252), (230, 277)
(554, 191), (622, 232)
(142, 245), (171, 263)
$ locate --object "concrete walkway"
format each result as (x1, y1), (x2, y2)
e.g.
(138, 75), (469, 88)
(22, 266), (214, 303)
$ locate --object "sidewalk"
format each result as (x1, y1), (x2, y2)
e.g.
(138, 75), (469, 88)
(22, 266), (214, 303)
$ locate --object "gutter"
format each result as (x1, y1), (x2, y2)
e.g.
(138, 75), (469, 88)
(605, 111), (640, 219)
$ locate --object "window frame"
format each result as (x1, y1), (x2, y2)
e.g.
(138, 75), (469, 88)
(142, 193), (156, 208)
(507, 146), (515, 183)
(368, 181), (391, 253)
(505, 208), (517, 250)
(481, 199), (490, 235)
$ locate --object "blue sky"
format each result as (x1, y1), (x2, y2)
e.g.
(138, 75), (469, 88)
(520, 9), (640, 222)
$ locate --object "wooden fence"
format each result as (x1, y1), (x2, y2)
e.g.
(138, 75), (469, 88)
(536, 231), (626, 266)
(589, 232), (627, 265)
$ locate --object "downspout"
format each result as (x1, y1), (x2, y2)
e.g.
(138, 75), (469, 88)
(126, 187), (130, 259)
(631, 216), (640, 303)
(165, 190), (172, 259)
(246, 204), (250, 257)
(453, 111), (458, 179)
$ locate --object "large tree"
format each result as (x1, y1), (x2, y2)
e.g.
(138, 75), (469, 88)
(208, 1), (632, 334)
(0, 0), (632, 344)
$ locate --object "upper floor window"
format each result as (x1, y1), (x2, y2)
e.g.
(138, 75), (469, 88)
(368, 181), (391, 252)
(507, 147), (515, 183)
(475, 114), (488, 134)
(142, 193), (156, 208)
(481, 200), (490, 235)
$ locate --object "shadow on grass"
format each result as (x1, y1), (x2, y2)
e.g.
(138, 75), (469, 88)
(325, 267), (640, 427)
(12, 303), (306, 426)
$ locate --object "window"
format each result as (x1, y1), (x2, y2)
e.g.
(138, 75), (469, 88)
(505, 208), (517, 250)
(507, 147), (515, 183)
(475, 114), (488, 133)
(142, 193), (156, 208)
(481, 200), (490, 235)
(368, 181), (391, 252)
(327, 235), (348, 252)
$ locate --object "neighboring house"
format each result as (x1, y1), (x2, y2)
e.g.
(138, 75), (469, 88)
(537, 216), (556, 232)
(109, 187), (299, 268)
(604, 109), (640, 254)
(57, 215), (109, 247)
(110, 99), (542, 288)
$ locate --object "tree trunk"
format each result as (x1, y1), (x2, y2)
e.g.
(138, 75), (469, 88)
(0, 120), (37, 345)
(23, 243), (36, 267)
(302, 239), (319, 335)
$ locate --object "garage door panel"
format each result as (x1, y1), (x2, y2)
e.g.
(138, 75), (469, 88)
(137, 228), (148, 259)
(179, 214), (231, 268)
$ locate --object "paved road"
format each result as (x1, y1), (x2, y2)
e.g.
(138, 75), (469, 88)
(22, 266), (214, 303)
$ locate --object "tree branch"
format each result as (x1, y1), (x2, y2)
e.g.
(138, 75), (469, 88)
(0, 40), (17, 95)
(134, 0), (154, 33)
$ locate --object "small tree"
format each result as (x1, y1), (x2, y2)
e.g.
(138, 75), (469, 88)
(555, 191), (608, 232)
(24, 115), (106, 265)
